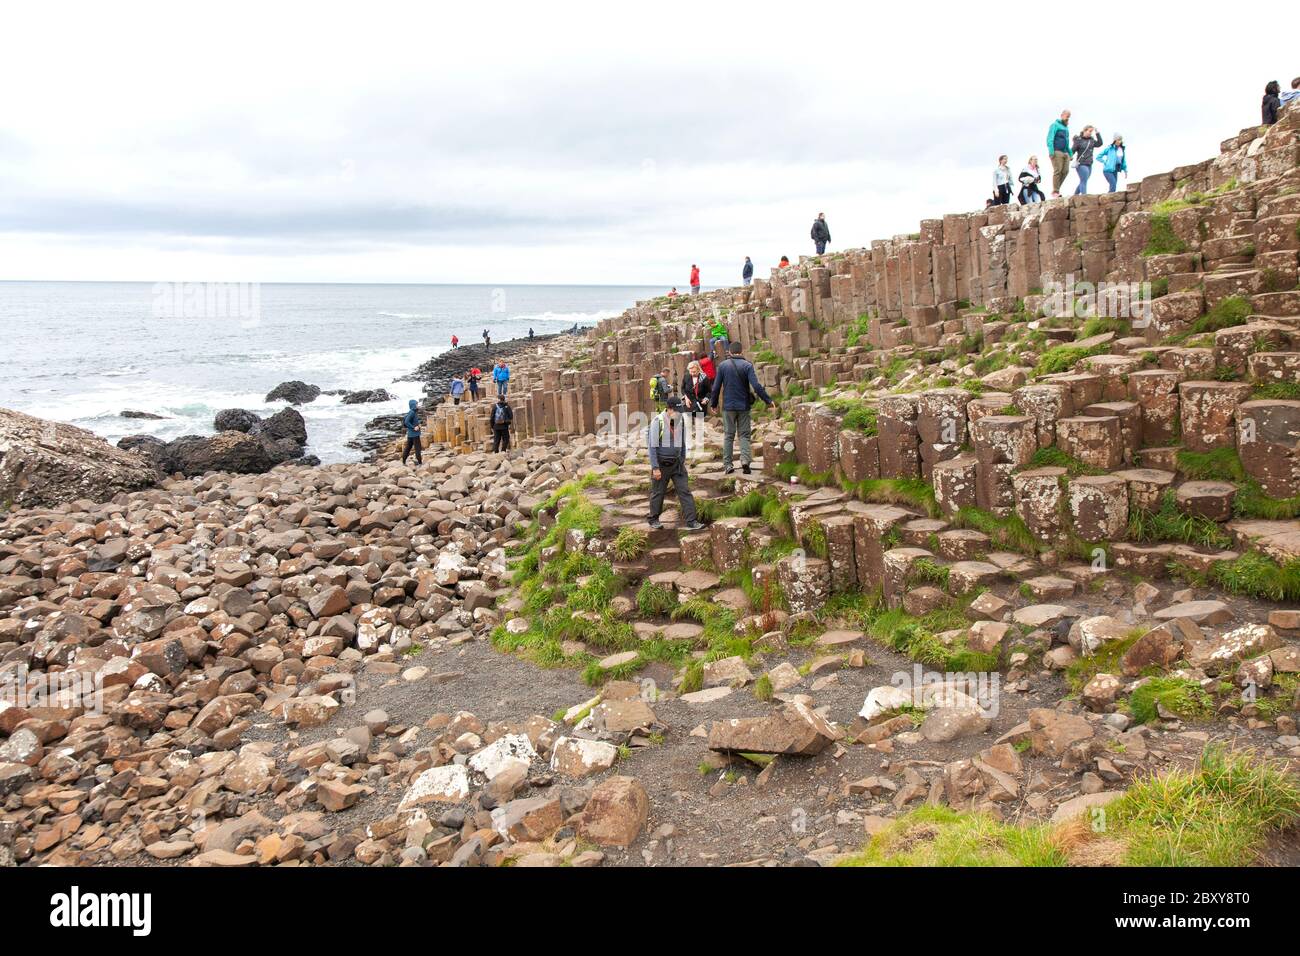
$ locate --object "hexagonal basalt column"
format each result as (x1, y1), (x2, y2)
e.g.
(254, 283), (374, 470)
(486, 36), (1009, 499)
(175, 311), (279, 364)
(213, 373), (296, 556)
(821, 515), (858, 592)
(1056, 415), (1123, 471)
(776, 554), (830, 615)
(852, 505), (912, 588)
(971, 415), (1037, 467)
(1175, 481), (1237, 521)
(1113, 468), (1176, 512)
(1178, 381), (1253, 453)
(710, 517), (755, 574)
(1236, 399), (1300, 498)
(838, 429), (880, 482)
(877, 393), (921, 479)
(933, 455), (978, 517)
(1067, 475), (1130, 542)
(881, 547), (933, 608)
(1013, 467), (1067, 538)
(1127, 369), (1181, 446)
(1013, 383), (1071, 448)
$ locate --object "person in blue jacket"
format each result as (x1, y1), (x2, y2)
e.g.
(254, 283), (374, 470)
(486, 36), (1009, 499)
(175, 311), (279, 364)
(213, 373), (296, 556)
(493, 361), (510, 398)
(1098, 134), (1127, 193)
(708, 341), (775, 475)
(449, 374), (466, 405)
(401, 399), (423, 466)
(742, 257), (754, 286)
(1046, 109), (1072, 197)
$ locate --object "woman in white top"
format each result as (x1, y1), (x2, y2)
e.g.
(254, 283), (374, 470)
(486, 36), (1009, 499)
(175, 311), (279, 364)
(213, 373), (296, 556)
(992, 155), (1014, 205)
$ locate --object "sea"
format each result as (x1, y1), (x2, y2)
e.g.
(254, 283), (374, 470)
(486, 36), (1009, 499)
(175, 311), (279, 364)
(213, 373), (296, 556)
(0, 281), (662, 463)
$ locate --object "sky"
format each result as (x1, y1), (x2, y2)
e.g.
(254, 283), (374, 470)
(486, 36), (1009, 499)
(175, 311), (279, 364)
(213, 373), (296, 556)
(0, 1), (1292, 287)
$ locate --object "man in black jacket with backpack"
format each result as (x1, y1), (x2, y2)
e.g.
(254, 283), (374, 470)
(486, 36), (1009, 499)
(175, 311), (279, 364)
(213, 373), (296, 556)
(709, 341), (775, 475)
(491, 396), (513, 452)
(811, 213), (831, 255)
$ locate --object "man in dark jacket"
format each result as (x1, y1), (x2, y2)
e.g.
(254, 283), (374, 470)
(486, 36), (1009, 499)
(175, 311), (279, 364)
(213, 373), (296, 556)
(811, 213), (831, 255)
(1071, 125), (1103, 195)
(709, 341), (775, 475)
(401, 399), (423, 466)
(742, 256), (754, 286)
(647, 397), (703, 531)
(491, 396), (513, 452)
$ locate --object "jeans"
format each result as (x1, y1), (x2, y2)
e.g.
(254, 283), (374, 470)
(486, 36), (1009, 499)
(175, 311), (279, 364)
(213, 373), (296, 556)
(712, 335), (729, 356)
(691, 284), (701, 295)
(492, 426), (511, 452)
(648, 457), (697, 524)
(743, 276), (752, 286)
(402, 435), (422, 465)
(814, 241), (827, 254)
(721, 407), (753, 470)
(1074, 163), (1092, 195)
(497, 381), (508, 397)
(1050, 151), (1070, 193)
(1103, 170), (1119, 193)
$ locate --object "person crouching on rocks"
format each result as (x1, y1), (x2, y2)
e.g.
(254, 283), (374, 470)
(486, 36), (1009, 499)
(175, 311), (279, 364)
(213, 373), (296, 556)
(491, 395), (514, 452)
(647, 396), (704, 531)
(402, 399), (423, 466)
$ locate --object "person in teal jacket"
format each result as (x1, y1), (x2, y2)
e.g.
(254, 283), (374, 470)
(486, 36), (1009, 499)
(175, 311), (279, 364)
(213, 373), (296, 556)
(1098, 134), (1127, 193)
(1046, 110), (1072, 197)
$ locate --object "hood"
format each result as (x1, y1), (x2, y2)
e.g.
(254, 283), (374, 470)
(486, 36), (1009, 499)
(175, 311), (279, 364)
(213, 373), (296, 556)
(408, 400), (418, 410)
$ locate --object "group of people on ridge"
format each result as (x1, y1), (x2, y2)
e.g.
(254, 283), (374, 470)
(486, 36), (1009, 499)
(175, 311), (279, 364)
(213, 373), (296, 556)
(991, 110), (1126, 206)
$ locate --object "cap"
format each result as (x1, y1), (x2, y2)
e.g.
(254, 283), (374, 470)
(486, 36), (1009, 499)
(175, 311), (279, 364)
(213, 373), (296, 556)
(666, 396), (684, 409)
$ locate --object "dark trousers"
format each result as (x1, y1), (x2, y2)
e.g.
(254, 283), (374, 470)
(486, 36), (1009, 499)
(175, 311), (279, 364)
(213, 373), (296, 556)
(648, 458), (697, 524)
(402, 436), (422, 465)
(815, 240), (827, 254)
(493, 426), (511, 452)
(994, 184), (1011, 204)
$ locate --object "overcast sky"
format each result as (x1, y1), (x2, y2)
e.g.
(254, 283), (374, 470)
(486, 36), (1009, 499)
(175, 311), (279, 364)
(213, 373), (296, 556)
(0, 2), (1292, 287)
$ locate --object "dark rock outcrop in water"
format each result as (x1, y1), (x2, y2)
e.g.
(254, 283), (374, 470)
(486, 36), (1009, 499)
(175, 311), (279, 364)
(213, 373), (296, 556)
(118, 407), (312, 479)
(265, 380), (322, 405)
(341, 388), (394, 405)
(214, 408), (262, 433)
(0, 407), (158, 508)
(261, 407), (308, 446)
(120, 409), (165, 420)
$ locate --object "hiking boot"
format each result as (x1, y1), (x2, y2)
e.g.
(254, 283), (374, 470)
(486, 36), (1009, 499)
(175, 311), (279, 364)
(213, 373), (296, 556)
(723, 467), (735, 475)
(741, 463), (752, 475)
(682, 521), (706, 532)
(648, 519), (663, 530)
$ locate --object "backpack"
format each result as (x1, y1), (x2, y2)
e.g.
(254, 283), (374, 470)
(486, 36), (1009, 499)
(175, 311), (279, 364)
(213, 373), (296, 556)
(493, 404), (511, 426)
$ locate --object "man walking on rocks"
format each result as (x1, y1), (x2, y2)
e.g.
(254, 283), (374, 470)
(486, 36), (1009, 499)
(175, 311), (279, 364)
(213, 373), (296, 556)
(811, 212), (831, 255)
(401, 399), (423, 466)
(647, 396), (703, 531)
(491, 395), (514, 452)
(1047, 109), (1072, 197)
(709, 341), (774, 475)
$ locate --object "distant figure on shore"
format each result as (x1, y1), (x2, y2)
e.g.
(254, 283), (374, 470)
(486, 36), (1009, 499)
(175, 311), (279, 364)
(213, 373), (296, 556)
(1281, 77), (1300, 107)
(491, 396), (513, 452)
(681, 360), (713, 421)
(483, 328), (492, 351)
(992, 155), (1013, 205)
(493, 361), (510, 397)
(667, 287), (679, 297)
(811, 213), (831, 255)
(779, 255), (790, 268)
(1072, 125), (1103, 195)
(1263, 81), (1282, 125)
(1047, 110), (1072, 197)
(449, 374), (465, 405)
(451, 334), (459, 348)
(468, 367), (482, 401)
(1019, 157), (1045, 204)
(690, 264), (701, 295)
(647, 396), (703, 531)
(529, 327), (535, 340)
(402, 399), (423, 466)
(1098, 134), (1127, 193)
(742, 256), (754, 286)
(710, 341), (775, 476)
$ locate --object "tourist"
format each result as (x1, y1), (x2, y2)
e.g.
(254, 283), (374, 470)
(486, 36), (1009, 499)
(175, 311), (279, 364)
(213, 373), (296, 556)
(467, 367), (482, 401)
(1046, 109), (1072, 197)
(651, 367), (672, 405)
(529, 327), (535, 340)
(708, 316), (729, 357)
(491, 396), (514, 452)
(992, 155), (1014, 205)
(1281, 78), (1300, 107)
(1019, 157), (1046, 204)
(742, 256), (754, 286)
(401, 399), (423, 466)
(449, 374), (465, 405)
(1098, 134), (1127, 193)
(647, 396), (703, 531)
(811, 213), (831, 255)
(451, 334), (459, 348)
(779, 255), (790, 268)
(1263, 81), (1282, 125)
(667, 287), (679, 298)
(681, 359), (713, 421)
(1072, 125), (1103, 195)
(690, 264), (701, 295)
(709, 341), (775, 476)
(697, 350), (716, 381)
(493, 361), (510, 398)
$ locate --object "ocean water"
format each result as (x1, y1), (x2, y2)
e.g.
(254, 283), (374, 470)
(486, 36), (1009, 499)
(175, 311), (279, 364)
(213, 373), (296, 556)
(0, 281), (660, 463)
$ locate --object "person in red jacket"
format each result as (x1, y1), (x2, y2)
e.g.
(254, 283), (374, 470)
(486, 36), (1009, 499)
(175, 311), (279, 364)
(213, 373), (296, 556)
(690, 264), (701, 295)
(697, 351), (716, 380)
(451, 334), (458, 348)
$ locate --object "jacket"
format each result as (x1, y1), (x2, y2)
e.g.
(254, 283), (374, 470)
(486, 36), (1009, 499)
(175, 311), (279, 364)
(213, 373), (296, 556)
(1098, 143), (1127, 174)
(698, 356), (716, 379)
(491, 402), (513, 427)
(681, 371), (713, 409)
(709, 355), (773, 412)
(647, 410), (689, 469)
(492, 365), (509, 383)
(811, 218), (831, 243)
(1072, 131), (1103, 166)
(742, 260), (753, 279)
(450, 378), (465, 397)
(1047, 119), (1070, 155)
(1263, 94), (1281, 125)
(690, 267), (700, 286)
(710, 320), (728, 339)
(403, 401), (422, 437)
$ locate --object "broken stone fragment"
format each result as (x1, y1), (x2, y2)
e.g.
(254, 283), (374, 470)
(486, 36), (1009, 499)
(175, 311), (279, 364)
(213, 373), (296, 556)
(708, 701), (842, 756)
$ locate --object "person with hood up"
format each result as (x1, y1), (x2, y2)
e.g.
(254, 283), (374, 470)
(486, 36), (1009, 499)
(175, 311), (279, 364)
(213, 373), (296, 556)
(647, 396), (704, 531)
(1098, 134), (1127, 193)
(401, 400), (423, 466)
(1046, 109), (1072, 197)
(449, 374), (465, 405)
(742, 257), (754, 286)
(811, 213), (831, 254)
(493, 361), (510, 398)
(491, 395), (514, 452)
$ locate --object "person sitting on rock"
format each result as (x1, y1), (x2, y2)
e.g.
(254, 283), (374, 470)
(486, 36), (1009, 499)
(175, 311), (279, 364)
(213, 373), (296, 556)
(491, 396), (514, 452)
(647, 396), (703, 531)
(401, 400), (423, 466)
